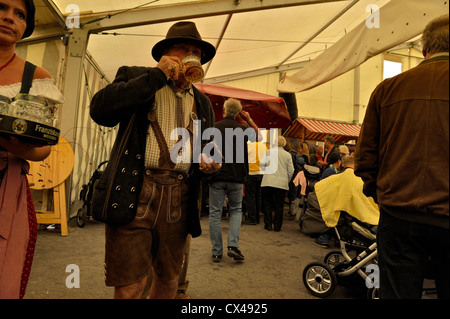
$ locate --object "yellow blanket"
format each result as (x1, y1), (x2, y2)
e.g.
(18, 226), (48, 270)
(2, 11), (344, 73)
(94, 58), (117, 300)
(315, 169), (379, 227)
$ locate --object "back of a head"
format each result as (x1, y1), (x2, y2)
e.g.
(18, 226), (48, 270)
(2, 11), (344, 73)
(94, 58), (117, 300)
(324, 136), (335, 145)
(327, 152), (341, 165)
(422, 14), (449, 54)
(278, 136), (287, 148)
(301, 142), (309, 156)
(223, 98), (242, 118)
(343, 154), (355, 167)
(284, 138), (293, 152)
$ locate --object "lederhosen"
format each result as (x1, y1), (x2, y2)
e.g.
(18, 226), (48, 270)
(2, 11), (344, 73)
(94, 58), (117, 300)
(104, 89), (195, 287)
(0, 62), (38, 299)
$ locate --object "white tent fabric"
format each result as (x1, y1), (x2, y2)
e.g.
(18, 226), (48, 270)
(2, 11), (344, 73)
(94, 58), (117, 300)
(31, 0), (422, 83)
(277, 0), (448, 93)
(23, 0), (449, 205)
(30, 0), (448, 85)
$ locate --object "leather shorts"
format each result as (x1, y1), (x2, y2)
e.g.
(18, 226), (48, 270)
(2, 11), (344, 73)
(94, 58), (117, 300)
(104, 168), (189, 287)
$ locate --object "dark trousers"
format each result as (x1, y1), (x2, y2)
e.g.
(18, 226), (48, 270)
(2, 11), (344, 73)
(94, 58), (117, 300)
(245, 174), (263, 223)
(377, 208), (449, 299)
(261, 187), (286, 231)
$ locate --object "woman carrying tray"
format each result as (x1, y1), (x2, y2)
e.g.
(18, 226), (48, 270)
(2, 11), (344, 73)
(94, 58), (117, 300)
(0, 0), (63, 298)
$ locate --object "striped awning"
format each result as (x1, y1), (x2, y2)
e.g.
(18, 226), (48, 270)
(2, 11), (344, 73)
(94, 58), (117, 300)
(283, 118), (361, 144)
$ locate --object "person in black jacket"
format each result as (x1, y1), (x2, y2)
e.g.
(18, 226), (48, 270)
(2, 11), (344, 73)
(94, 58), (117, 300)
(90, 21), (221, 299)
(208, 98), (259, 263)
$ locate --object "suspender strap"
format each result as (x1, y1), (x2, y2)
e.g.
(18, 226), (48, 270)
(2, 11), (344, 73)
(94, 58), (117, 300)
(19, 62), (37, 94)
(147, 110), (176, 170)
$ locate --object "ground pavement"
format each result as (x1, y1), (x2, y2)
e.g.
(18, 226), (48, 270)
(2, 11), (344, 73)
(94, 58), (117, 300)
(24, 209), (374, 300)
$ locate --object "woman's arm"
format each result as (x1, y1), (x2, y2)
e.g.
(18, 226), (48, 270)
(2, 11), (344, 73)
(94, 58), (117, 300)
(0, 136), (51, 161)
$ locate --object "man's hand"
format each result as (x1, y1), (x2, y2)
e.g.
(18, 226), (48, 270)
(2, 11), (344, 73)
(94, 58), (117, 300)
(157, 55), (182, 80)
(198, 153), (222, 174)
(239, 110), (251, 122)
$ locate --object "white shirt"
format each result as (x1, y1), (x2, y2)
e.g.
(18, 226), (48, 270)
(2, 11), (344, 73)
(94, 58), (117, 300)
(144, 82), (194, 173)
(0, 79), (64, 104)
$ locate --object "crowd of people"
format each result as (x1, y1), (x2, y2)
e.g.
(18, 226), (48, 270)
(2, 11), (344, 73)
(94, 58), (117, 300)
(0, 0), (448, 300)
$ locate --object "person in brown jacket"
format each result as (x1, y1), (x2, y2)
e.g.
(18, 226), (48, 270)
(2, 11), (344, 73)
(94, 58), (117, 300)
(355, 14), (449, 299)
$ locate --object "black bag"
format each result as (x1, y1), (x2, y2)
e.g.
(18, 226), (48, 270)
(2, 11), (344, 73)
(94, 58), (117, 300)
(90, 113), (138, 225)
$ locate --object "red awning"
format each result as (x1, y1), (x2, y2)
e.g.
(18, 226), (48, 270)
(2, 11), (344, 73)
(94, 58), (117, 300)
(283, 118), (361, 144)
(194, 83), (292, 129)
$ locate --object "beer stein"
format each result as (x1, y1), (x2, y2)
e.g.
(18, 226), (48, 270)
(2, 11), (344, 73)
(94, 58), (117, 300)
(11, 94), (48, 122)
(0, 94), (60, 144)
(181, 55), (204, 83)
(0, 95), (12, 115)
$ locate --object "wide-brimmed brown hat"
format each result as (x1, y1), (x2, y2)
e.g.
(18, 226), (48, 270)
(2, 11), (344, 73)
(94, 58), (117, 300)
(152, 21), (216, 65)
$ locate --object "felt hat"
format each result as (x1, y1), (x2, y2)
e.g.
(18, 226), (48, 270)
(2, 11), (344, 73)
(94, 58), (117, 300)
(22, 0), (36, 39)
(152, 21), (216, 65)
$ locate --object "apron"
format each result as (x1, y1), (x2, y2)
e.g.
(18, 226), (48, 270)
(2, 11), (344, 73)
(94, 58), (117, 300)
(0, 61), (39, 299)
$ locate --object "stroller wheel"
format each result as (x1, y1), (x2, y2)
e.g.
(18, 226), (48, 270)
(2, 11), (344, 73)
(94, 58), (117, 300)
(302, 262), (337, 298)
(324, 251), (345, 269)
(76, 207), (86, 228)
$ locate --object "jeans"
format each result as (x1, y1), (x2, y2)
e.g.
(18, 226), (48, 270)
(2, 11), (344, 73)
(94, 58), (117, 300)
(377, 208), (449, 299)
(245, 174), (263, 223)
(209, 182), (244, 256)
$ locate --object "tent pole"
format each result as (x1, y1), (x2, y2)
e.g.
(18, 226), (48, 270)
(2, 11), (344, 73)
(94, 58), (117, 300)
(59, 27), (89, 215)
(353, 66), (360, 125)
(204, 13), (233, 78)
(60, 28), (89, 145)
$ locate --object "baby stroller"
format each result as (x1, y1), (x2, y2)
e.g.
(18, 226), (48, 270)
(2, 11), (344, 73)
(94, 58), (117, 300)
(294, 164), (321, 227)
(76, 161), (108, 227)
(302, 212), (379, 299)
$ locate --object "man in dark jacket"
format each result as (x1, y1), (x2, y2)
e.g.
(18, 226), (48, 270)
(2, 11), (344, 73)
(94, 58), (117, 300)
(355, 15), (449, 299)
(208, 98), (259, 262)
(89, 21), (221, 299)
(317, 136), (339, 172)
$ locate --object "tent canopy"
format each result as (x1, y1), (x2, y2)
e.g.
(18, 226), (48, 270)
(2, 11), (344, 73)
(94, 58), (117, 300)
(283, 117), (361, 144)
(195, 83), (292, 129)
(278, 0), (447, 92)
(28, 0), (448, 87)
(25, 1), (447, 206)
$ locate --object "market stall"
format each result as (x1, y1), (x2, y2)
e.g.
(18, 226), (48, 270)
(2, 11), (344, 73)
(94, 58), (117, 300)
(195, 83), (292, 129)
(283, 117), (361, 144)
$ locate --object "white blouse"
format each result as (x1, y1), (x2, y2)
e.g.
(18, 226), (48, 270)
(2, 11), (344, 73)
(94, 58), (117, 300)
(0, 78), (64, 104)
